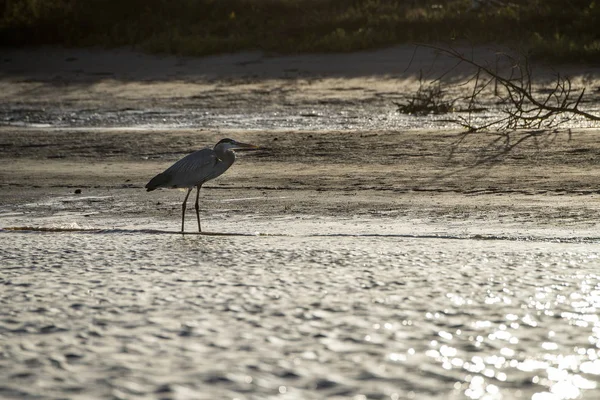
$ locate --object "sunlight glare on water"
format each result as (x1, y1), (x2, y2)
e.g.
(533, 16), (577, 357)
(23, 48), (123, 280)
(424, 265), (600, 400)
(1, 221), (600, 399)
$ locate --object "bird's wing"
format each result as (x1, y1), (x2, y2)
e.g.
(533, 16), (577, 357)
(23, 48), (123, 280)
(151, 148), (219, 189)
(166, 148), (217, 174)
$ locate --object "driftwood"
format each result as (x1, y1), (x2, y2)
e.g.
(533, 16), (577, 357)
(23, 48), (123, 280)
(398, 44), (600, 132)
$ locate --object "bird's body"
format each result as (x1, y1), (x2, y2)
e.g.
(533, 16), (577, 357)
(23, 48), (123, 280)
(146, 138), (258, 232)
(146, 147), (230, 191)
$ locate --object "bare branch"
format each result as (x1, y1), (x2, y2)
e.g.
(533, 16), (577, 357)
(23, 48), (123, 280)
(402, 44), (600, 131)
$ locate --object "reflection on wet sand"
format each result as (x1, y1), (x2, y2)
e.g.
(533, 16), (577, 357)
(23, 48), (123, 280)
(1, 226), (269, 236)
(3, 225), (600, 244)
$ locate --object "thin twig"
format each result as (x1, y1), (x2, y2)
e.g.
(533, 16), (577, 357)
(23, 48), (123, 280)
(411, 44), (600, 131)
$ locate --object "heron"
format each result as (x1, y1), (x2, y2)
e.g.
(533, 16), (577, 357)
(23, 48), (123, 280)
(145, 138), (259, 232)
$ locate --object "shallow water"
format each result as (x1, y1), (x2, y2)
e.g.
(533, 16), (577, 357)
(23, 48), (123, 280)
(3, 103), (599, 132)
(1, 215), (600, 400)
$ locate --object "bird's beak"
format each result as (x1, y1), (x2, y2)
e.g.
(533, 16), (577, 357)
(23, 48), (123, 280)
(233, 141), (261, 151)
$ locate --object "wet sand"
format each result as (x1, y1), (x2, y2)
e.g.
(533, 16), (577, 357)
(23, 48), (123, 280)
(1, 126), (600, 235)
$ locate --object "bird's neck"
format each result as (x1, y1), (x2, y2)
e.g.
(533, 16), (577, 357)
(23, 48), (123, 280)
(216, 149), (236, 168)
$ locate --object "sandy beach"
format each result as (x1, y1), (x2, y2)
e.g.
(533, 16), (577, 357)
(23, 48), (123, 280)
(1, 45), (600, 232)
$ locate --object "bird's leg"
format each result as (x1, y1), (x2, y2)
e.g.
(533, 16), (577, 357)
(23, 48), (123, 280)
(181, 187), (193, 233)
(195, 185), (202, 233)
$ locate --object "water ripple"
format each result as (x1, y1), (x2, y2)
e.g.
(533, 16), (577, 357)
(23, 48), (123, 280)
(1, 230), (599, 399)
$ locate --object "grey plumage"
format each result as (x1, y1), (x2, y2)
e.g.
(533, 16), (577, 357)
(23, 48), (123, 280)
(146, 138), (259, 232)
(146, 148), (221, 191)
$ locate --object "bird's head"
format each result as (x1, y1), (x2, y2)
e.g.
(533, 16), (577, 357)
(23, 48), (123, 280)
(214, 138), (260, 152)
